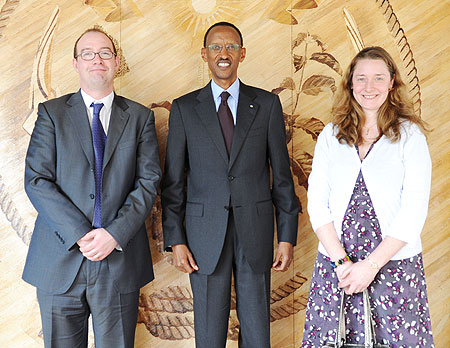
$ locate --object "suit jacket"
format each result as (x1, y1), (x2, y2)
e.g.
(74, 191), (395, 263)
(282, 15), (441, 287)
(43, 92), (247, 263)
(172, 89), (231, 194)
(161, 81), (298, 275)
(22, 90), (161, 294)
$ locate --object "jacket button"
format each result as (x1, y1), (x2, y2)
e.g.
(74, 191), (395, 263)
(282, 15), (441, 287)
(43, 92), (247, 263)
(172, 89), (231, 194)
(228, 175), (234, 181)
(90, 194), (95, 199)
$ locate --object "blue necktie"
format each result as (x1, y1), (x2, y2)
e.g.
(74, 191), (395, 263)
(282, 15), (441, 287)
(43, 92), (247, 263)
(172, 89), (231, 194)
(91, 102), (106, 228)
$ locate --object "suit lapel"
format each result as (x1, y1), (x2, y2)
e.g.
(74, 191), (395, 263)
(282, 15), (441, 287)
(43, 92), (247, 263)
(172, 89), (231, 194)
(194, 83), (229, 164)
(103, 95), (129, 170)
(67, 91), (95, 168)
(229, 83), (259, 168)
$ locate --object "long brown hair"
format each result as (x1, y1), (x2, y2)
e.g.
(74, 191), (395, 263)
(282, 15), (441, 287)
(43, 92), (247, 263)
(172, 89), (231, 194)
(332, 46), (427, 145)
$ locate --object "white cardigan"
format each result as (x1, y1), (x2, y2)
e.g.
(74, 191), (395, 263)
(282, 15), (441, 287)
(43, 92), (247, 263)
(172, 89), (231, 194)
(307, 122), (431, 260)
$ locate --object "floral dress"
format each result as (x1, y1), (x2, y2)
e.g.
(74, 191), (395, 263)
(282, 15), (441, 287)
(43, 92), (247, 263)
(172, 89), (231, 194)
(301, 146), (434, 348)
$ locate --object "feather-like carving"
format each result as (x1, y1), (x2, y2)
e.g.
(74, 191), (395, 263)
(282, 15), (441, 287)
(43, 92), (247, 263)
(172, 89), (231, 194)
(23, 6), (59, 135)
(343, 7), (365, 53)
(375, 0), (422, 117)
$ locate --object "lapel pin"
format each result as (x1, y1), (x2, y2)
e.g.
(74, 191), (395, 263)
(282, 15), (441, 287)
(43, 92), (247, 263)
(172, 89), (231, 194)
(249, 104), (254, 108)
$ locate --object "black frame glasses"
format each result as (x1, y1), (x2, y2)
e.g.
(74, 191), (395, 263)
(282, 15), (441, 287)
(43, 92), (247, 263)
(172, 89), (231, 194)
(76, 50), (116, 61)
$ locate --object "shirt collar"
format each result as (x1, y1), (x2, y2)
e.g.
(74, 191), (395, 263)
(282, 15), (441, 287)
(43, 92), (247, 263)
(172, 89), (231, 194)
(80, 89), (114, 112)
(211, 78), (240, 102)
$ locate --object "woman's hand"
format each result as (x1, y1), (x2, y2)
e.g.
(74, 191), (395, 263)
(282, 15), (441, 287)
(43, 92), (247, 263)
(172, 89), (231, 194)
(334, 260), (353, 282)
(337, 259), (378, 295)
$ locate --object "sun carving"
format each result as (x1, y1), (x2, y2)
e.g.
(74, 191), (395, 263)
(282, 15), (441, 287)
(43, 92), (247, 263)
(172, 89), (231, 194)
(173, 0), (246, 38)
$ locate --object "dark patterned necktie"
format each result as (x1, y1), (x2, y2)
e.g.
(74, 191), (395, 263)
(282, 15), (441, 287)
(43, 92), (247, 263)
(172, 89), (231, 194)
(91, 102), (106, 228)
(218, 91), (234, 156)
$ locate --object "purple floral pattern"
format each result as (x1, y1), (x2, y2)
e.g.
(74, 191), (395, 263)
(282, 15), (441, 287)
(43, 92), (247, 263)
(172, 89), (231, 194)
(301, 172), (434, 347)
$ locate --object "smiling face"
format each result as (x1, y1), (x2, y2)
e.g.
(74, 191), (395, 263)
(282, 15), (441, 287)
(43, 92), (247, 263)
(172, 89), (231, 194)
(73, 31), (119, 98)
(201, 25), (246, 89)
(351, 58), (394, 117)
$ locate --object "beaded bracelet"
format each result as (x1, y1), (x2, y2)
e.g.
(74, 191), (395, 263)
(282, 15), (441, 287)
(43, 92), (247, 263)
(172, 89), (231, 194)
(331, 255), (350, 268)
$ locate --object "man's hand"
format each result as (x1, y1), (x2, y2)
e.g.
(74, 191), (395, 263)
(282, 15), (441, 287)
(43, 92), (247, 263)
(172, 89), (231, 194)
(77, 228), (118, 261)
(172, 244), (199, 273)
(272, 241), (293, 272)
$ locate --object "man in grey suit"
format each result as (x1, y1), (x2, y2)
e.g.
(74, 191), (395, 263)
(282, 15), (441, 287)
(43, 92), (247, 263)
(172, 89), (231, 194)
(161, 22), (299, 348)
(22, 28), (161, 348)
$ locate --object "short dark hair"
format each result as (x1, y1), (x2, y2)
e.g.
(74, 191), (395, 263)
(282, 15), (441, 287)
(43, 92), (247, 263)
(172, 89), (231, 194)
(73, 27), (117, 58)
(203, 22), (243, 47)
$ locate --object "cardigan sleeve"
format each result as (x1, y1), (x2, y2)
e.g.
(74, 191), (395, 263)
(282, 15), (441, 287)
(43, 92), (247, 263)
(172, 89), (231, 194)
(384, 125), (432, 243)
(307, 123), (334, 232)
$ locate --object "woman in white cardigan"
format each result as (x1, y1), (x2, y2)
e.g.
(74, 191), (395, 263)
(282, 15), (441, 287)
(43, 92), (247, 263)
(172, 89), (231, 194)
(301, 46), (434, 347)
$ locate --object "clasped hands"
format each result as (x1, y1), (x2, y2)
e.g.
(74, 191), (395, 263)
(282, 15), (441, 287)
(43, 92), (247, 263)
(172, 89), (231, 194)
(77, 228), (118, 261)
(335, 259), (379, 295)
(171, 241), (294, 274)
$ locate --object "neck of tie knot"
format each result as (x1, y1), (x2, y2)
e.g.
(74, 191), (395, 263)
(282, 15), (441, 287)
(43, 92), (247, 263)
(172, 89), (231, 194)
(220, 91), (230, 105)
(91, 102), (104, 117)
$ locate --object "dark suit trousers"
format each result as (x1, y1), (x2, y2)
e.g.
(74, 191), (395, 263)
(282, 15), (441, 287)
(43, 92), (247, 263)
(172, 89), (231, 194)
(37, 258), (139, 348)
(189, 212), (271, 348)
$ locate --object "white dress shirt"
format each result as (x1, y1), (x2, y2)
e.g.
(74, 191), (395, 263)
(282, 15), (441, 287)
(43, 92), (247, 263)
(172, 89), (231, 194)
(80, 89), (114, 134)
(80, 89), (122, 250)
(210, 78), (240, 125)
(307, 122), (432, 260)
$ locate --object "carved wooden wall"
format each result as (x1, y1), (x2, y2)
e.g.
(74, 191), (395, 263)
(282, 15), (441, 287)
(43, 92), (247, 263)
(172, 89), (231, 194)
(0, 0), (448, 347)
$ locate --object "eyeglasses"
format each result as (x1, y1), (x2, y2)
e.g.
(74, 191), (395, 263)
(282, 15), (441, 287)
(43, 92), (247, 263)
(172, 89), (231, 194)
(206, 44), (242, 52)
(76, 50), (116, 61)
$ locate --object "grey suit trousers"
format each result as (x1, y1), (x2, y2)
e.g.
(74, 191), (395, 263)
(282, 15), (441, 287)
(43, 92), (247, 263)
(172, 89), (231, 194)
(189, 212), (271, 348)
(37, 258), (139, 348)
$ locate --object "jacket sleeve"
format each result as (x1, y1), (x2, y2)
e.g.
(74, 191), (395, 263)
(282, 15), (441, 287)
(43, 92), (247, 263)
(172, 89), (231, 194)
(104, 109), (162, 248)
(384, 126), (432, 243)
(161, 99), (188, 250)
(24, 102), (93, 249)
(267, 95), (299, 245)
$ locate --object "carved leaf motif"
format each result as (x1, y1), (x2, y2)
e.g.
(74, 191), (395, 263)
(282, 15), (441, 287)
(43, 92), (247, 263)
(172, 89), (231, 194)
(293, 55), (306, 73)
(272, 77), (296, 95)
(293, 0), (318, 9)
(294, 117), (325, 141)
(262, 0), (297, 25)
(310, 52), (343, 75)
(292, 32), (307, 50)
(309, 34), (327, 52)
(302, 75), (336, 95)
(291, 153), (313, 189)
(281, 77), (296, 90)
(284, 113), (294, 144)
